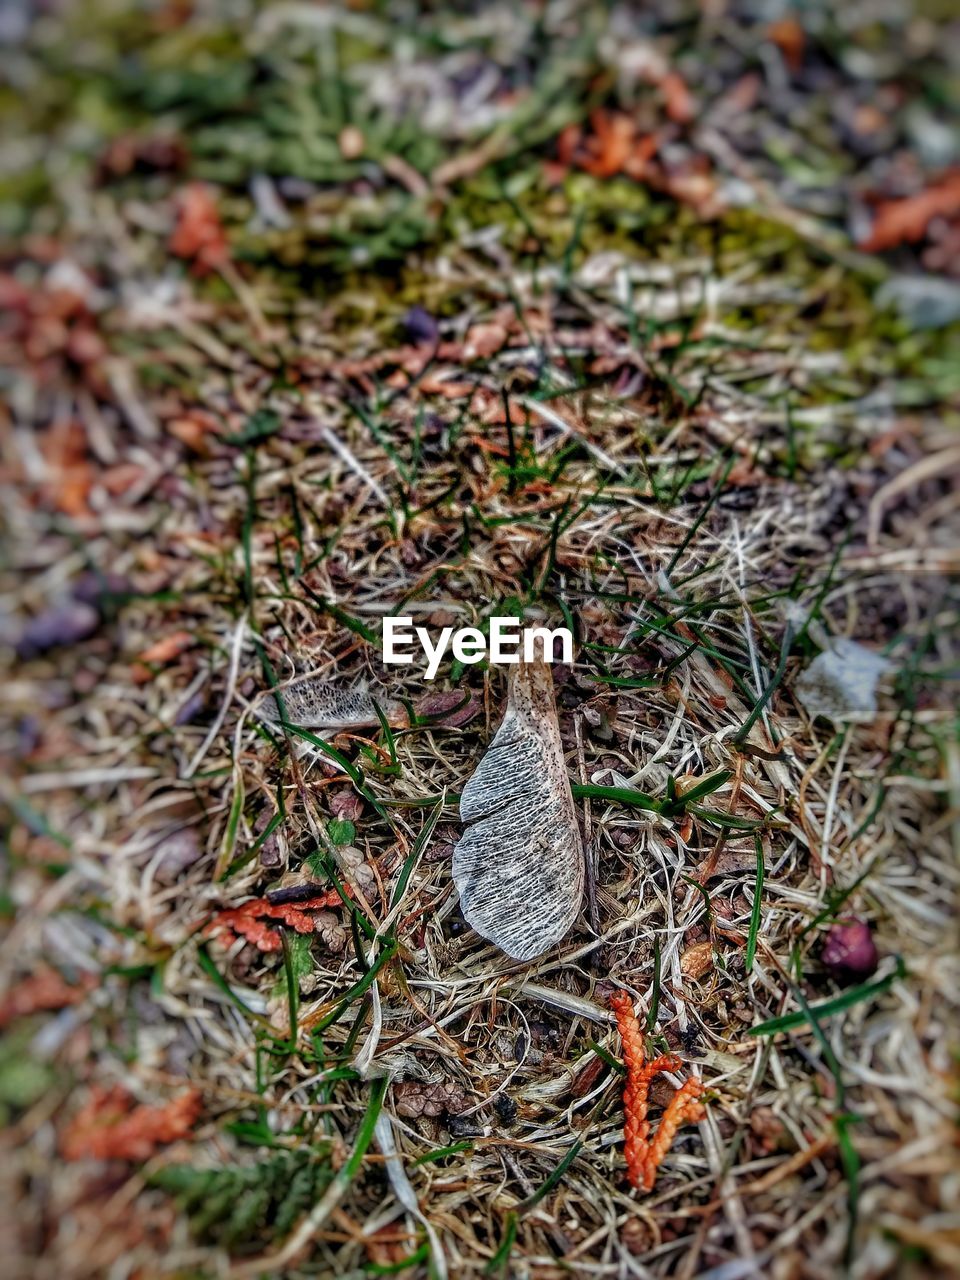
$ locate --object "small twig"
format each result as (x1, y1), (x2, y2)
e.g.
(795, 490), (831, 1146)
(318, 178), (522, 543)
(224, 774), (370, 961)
(182, 612), (248, 780)
(314, 418), (391, 511)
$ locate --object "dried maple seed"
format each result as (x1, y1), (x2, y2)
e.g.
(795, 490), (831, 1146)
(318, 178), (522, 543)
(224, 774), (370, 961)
(453, 649), (584, 960)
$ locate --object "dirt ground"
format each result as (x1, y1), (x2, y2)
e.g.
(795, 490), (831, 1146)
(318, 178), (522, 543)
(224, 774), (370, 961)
(1, 3), (959, 1278)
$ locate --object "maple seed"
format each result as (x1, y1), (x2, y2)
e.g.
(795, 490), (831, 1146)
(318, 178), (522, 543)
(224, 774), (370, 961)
(257, 677), (405, 730)
(452, 648), (584, 959)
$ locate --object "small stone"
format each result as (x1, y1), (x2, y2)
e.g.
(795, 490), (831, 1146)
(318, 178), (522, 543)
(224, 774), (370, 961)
(876, 275), (960, 330)
(795, 638), (891, 723)
(402, 305), (439, 346)
(338, 125), (365, 160)
(15, 601), (100, 659)
(153, 828), (203, 884)
(71, 571), (130, 609)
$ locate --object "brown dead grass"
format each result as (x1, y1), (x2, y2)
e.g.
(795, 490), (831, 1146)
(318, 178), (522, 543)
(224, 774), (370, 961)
(2, 233), (957, 1278)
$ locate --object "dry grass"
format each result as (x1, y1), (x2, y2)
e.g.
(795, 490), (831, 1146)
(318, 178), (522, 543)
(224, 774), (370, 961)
(2, 3), (959, 1278)
(4, 242), (958, 1277)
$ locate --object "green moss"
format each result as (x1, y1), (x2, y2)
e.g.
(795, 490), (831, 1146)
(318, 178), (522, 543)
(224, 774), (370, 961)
(0, 1027), (57, 1124)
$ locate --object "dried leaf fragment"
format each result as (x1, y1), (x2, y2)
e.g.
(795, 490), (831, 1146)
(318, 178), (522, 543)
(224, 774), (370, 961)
(61, 1085), (201, 1161)
(452, 653), (584, 960)
(680, 941), (714, 981)
(766, 17), (806, 73)
(859, 171), (960, 253)
(39, 419), (95, 517)
(416, 689), (482, 728)
(136, 630), (195, 667)
(330, 789), (364, 822)
(0, 967), (95, 1028)
(208, 888), (348, 954)
(795, 638), (891, 723)
(660, 72), (696, 124)
(170, 182), (228, 275)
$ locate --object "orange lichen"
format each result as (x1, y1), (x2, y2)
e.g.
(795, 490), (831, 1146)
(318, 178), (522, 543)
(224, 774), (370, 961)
(609, 990), (706, 1192)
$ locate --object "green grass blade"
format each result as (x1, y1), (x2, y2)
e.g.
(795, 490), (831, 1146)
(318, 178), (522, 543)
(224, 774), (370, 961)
(647, 940), (662, 1032)
(390, 798), (444, 911)
(312, 941), (399, 1035)
(516, 1139), (583, 1213)
(749, 958), (907, 1036)
(571, 783), (660, 811)
(484, 1212), (517, 1276)
(366, 1242), (430, 1274)
(662, 769), (732, 815)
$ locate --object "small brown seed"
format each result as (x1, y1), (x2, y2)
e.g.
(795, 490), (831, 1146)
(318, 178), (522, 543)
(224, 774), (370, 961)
(680, 940), (714, 980)
(338, 125), (365, 159)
